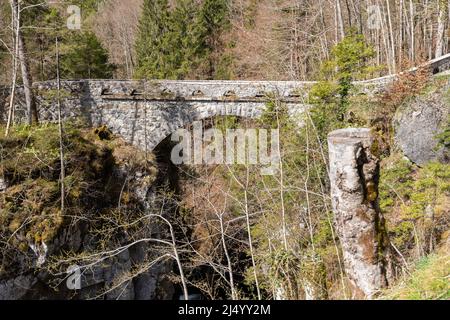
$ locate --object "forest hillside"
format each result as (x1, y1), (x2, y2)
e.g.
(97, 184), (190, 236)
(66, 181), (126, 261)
(0, 0), (448, 301)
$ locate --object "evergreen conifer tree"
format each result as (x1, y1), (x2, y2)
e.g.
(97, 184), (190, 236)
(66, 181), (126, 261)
(61, 31), (115, 79)
(134, 0), (229, 79)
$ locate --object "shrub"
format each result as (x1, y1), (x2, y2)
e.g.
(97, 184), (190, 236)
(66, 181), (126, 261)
(379, 155), (450, 255)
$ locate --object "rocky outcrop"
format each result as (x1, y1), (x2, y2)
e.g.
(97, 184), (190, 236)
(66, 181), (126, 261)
(394, 91), (449, 165)
(0, 275), (37, 300)
(328, 128), (390, 299)
(0, 132), (174, 300)
(71, 150), (175, 300)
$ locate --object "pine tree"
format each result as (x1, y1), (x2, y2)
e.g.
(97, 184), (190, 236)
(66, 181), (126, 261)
(309, 32), (375, 138)
(134, 0), (172, 79)
(57, 0), (114, 79)
(134, 0), (229, 80)
(0, 2), (8, 84)
(9, 0), (63, 82)
(1, 0), (115, 81)
(61, 31), (115, 79)
(311, 32), (375, 110)
(330, 32), (375, 102)
(194, 0), (229, 78)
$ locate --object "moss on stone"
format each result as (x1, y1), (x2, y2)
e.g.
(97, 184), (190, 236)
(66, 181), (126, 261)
(0, 122), (158, 279)
(379, 154), (450, 253)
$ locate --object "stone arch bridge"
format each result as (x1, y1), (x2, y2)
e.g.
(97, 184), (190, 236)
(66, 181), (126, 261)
(2, 53), (450, 151)
(37, 79), (314, 151)
(0, 79), (392, 151)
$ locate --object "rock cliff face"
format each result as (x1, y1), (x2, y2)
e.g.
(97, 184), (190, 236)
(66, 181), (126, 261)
(0, 127), (175, 300)
(394, 90), (449, 165)
(0, 227), (174, 300)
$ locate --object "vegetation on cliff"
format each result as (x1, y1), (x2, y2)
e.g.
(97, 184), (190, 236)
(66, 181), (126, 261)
(0, 123), (160, 298)
(381, 238), (449, 300)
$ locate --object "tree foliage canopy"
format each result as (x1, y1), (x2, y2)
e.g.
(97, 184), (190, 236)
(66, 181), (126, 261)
(134, 0), (229, 79)
(61, 31), (115, 79)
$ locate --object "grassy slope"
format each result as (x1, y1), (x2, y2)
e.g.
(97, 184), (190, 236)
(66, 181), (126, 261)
(381, 239), (449, 300)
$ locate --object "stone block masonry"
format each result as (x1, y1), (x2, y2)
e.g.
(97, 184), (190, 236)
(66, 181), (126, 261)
(2, 80), (311, 151)
(3, 51), (450, 150)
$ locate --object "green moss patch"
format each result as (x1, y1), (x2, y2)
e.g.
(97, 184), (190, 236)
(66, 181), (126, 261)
(0, 123), (158, 279)
(380, 154), (450, 253)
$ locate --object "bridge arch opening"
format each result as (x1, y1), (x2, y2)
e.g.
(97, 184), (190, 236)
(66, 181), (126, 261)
(150, 115), (276, 300)
(140, 101), (268, 152)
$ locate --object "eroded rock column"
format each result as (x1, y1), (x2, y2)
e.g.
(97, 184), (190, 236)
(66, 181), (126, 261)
(327, 128), (389, 299)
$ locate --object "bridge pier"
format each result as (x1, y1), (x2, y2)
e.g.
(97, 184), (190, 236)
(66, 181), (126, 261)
(327, 128), (389, 299)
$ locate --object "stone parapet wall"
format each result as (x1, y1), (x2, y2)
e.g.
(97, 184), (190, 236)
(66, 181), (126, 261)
(1, 80), (310, 150)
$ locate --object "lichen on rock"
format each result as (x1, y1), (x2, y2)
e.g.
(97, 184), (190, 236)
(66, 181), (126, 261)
(394, 90), (449, 165)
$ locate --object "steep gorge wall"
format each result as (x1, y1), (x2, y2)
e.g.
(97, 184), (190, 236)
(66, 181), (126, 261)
(0, 128), (176, 300)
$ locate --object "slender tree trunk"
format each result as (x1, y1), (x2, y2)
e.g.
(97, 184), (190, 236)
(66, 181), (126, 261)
(56, 37), (65, 214)
(379, 4), (392, 74)
(5, 0), (19, 136)
(357, 0), (363, 34)
(399, 0), (404, 64)
(320, 3), (330, 61)
(275, 104), (288, 251)
(10, 0), (38, 125)
(336, 0), (345, 40)
(424, 0), (432, 59)
(219, 212), (237, 300)
(345, 0), (352, 28)
(167, 219), (189, 300)
(386, 0), (397, 72)
(243, 169), (261, 300)
(410, 0), (415, 62)
(436, 0), (448, 58)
